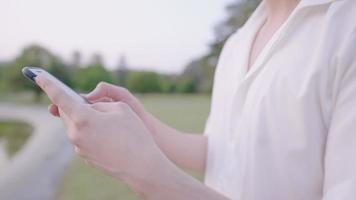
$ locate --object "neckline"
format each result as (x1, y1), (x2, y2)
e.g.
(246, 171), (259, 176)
(246, 18), (267, 72)
(241, 2), (268, 76)
(242, 1), (301, 78)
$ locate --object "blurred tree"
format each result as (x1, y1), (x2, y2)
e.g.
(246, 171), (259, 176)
(70, 50), (82, 69)
(211, 0), (261, 58)
(74, 53), (114, 92)
(126, 71), (162, 93)
(0, 62), (5, 92)
(182, 55), (215, 93)
(176, 77), (197, 93)
(160, 76), (176, 93)
(115, 54), (129, 87)
(90, 53), (104, 66)
(2, 44), (71, 101)
(182, 0), (261, 93)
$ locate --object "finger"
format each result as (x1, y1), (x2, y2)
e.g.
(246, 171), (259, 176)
(48, 104), (60, 117)
(86, 82), (129, 102)
(88, 97), (114, 104)
(35, 74), (88, 117)
(90, 102), (129, 113)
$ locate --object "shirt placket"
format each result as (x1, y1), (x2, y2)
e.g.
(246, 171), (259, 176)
(226, 4), (308, 199)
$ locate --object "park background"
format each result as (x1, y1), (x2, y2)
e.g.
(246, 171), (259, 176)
(0, 0), (260, 199)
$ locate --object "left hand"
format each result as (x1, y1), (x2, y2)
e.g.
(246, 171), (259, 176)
(35, 74), (166, 186)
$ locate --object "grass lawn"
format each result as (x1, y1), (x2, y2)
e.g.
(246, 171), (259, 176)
(0, 91), (50, 105)
(0, 120), (33, 157)
(55, 94), (211, 200)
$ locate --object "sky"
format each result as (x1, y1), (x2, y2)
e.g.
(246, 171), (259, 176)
(0, 0), (235, 73)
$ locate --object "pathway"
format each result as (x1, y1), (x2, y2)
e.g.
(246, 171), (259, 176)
(0, 103), (74, 200)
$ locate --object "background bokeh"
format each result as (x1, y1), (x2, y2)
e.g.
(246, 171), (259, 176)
(0, 0), (260, 199)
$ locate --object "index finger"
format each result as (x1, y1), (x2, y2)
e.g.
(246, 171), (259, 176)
(35, 73), (84, 117)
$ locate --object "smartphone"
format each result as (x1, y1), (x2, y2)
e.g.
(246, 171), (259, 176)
(22, 66), (89, 104)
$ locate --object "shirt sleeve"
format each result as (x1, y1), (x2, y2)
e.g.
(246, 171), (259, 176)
(323, 29), (356, 200)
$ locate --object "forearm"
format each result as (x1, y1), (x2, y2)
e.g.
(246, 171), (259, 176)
(143, 113), (207, 172)
(148, 158), (228, 200)
(125, 150), (228, 200)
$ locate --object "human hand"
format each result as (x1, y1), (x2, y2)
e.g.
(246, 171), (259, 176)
(48, 82), (157, 134)
(37, 76), (227, 199)
(36, 75), (166, 187)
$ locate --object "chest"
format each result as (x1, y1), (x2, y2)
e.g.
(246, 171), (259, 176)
(210, 23), (333, 141)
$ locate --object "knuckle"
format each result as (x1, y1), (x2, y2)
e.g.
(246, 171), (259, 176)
(120, 87), (130, 96)
(40, 77), (51, 89)
(90, 103), (100, 111)
(74, 146), (85, 157)
(74, 146), (81, 154)
(69, 133), (82, 145)
(51, 90), (62, 103)
(73, 115), (89, 129)
(98, 82), (110, 89)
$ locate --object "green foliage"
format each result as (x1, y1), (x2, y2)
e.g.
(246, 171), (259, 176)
(182, 56), (216, 93)
(74, 64), (114, 92)
(0, 120), (33, 157)
(48, 60), (73, 88)
(160, 77), (176, 93)
(0, 0), (261, 97)
(0, 81), (4, 93)
(212, 0), (261, 56)
(181, 0), (261, 94)
(126, 71), (162, 93)
(115, 55), (129, 87)
(176, 78), (197, 93)
(0, 66), (4, 92)
(115, 69), (128, 87)
(0, 1), (262, 97)
(1, 44), (72, 101)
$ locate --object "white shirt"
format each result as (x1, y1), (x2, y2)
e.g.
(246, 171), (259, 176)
(204, 0), (356, 199)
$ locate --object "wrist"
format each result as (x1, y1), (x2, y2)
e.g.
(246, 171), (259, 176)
(121, 149), (173, 199)
(141, 111), (160, 137)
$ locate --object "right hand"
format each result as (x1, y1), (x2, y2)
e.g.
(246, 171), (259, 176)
(49, 82), (155, 132)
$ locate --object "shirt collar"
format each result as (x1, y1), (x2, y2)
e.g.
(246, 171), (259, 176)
(300, 0), (341, 7)
(239, 0), (340, 36)
(254, 0), (340, 19)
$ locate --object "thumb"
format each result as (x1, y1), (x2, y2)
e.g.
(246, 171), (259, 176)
(86, 82), (129, 102)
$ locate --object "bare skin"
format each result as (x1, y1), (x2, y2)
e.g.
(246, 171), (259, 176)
(49, 83), (208, 172)
(46, 0), (299, 199)
(39, 77), (228, 200)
